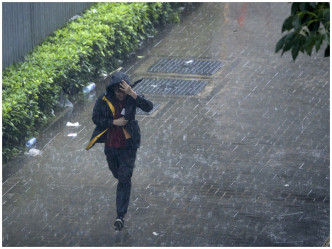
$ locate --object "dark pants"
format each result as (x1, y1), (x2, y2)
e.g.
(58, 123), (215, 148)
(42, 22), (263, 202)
(104, 145), (137, 218)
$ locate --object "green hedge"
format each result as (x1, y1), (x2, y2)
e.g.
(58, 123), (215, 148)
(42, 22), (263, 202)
(2, 2), (192, 162)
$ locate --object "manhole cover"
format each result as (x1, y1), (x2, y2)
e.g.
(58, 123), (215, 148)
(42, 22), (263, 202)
(148, 58), (224, 75)
(136, 103), (160, 115)
(134, 78), (208, 96)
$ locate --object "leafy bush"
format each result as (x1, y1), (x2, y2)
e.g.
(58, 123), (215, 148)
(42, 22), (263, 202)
(2, 2), (191, 162)
(275, 2), (330, 60)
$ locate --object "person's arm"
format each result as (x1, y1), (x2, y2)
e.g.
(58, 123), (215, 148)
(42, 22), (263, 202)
(119, 80), (137, 99)
(135, 94), (153, 112)
(113, 117), (128, 126)
(120, 81), (153, 112)
(93, 95), (129, 127)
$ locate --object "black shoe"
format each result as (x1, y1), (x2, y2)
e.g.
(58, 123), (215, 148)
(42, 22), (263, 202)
(114, 217), (124, 231)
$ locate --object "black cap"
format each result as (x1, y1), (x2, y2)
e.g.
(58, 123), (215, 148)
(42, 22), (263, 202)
(106, 72), (131, 94)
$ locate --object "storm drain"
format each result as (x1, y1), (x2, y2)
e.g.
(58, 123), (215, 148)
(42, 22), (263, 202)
(136, 103), (160, 115)
(134, 78), (208, 96)
(147, 58), (224, 75)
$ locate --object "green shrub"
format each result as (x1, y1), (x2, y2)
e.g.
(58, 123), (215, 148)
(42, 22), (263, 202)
(2, 2), (192, 163)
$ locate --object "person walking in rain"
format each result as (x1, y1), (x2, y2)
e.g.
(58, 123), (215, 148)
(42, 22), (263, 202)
(86, 72), (153, 231)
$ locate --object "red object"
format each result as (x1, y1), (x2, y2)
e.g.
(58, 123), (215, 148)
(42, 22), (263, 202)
(105, 99), (127, 148)
(237, 3), (247, 27)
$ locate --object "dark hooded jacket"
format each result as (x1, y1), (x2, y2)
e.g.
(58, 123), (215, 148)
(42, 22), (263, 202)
(86, 72), (153, 150)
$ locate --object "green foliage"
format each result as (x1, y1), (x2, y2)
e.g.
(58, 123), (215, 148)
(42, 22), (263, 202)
(275, 2), (330, 60)
(2, 2), (188, 163)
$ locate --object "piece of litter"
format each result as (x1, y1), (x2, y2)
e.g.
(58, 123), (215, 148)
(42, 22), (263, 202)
(70, 15), (80, 21)
(284, 184), (289, 187)
(83, 82), (96, 94)
(121, 108), (125, 115)
(137, 55), (145, 59)
(184, 60), (194, 66)
(67, 133), (77, 137)
(26, 137), (37, 148)
(152, 232), (159, 236)
(66, 122), (80, 127)
(101, 73), (108, 79)
(24, 148), (42, 157)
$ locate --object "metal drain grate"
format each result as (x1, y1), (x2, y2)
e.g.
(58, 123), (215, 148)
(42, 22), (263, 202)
(148, 58), (224, 75)
(134, 78), (208, 96)
(136, 103), (160, 115)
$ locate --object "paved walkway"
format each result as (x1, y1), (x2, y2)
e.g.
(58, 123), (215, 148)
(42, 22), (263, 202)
(3, 3), (330, 246)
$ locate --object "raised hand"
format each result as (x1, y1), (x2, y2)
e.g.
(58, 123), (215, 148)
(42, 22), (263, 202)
(119, 80), (137, 99)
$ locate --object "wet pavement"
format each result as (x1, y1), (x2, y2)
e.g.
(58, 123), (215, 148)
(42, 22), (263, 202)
(2, 3), (330, 246)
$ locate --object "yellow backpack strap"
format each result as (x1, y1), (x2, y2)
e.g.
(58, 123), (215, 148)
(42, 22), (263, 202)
(102, 96), (131, 139)
(102, 96), (115, 116)
(85, 128), (108, 150)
